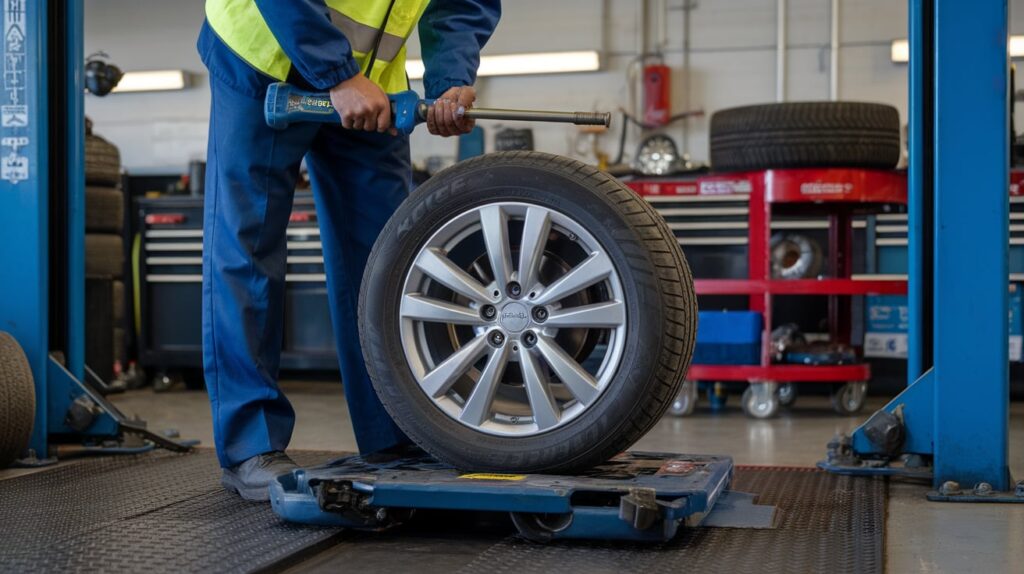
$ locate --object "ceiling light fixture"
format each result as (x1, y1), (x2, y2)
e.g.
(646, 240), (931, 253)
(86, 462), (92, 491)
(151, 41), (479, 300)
(111, 70), (188, 93)
(892, 36), (1024, 63)
(406, 50), (600, 80)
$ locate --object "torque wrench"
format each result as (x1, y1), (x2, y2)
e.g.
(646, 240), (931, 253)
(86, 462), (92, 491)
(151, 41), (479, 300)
(265, 82), (611, 133)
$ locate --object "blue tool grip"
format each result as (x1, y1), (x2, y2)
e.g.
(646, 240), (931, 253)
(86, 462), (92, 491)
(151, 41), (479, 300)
(265, 82), (424, 135)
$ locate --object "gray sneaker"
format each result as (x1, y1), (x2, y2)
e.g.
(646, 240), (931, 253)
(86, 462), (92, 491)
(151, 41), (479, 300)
(221, 451), (298, 501)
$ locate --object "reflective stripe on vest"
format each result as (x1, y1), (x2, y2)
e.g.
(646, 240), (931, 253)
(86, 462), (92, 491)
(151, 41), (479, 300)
(205, 0), (429, 92)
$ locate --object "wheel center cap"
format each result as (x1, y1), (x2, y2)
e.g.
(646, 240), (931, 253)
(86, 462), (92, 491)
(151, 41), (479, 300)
(498, 302), (530, 333)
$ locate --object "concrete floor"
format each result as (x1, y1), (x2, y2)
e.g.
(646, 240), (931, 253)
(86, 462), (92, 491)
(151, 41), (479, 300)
(10, 381), (1024, 572)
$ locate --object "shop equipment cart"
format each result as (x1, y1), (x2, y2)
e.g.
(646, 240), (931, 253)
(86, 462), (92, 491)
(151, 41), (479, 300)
(630, 168), (908, 418)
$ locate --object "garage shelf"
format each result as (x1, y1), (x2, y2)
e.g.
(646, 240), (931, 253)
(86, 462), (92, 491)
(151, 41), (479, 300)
(630, 168), (908, 414)
(693, 277), (908, 296)
(687, 363), (871, 383)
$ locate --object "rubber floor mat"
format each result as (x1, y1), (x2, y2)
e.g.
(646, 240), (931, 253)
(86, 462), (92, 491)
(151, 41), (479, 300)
(0, 449), (343, 573)
(454, 466), (886, 574)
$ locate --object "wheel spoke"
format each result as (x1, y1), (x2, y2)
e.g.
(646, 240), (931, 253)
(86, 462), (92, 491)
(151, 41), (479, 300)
(480, 205), (514, 289)
(535, 335), (599, 406)
(415, 247), (494, 304)
(519, 346), (560, 430)
(400, 294), (485, 325)
(419, 334), (490, 398)
(517, 207), (551, 293)
(545, 300), (625, 329)
(460, 344), (512, 426)
(532, 251), (613, 306)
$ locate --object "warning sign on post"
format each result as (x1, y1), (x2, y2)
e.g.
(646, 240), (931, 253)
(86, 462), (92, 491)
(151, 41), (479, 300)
(2, 0), (29, 184)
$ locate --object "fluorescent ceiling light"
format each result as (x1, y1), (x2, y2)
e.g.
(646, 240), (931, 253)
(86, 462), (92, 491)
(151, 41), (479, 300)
(1011, 36), (1024, 58)
(406, 50), (600, 80)
(890, 39), (909, 64)
(112, 70), (188, 93)
(892, 36), (1024, 63)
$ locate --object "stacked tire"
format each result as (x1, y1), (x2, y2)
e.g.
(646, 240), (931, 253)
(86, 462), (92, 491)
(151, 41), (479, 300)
(85, 120), (126, 380)
(709, 101), (901, 173)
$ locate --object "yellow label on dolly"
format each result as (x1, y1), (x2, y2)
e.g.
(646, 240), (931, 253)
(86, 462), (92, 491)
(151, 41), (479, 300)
(458, 473), (527, 481)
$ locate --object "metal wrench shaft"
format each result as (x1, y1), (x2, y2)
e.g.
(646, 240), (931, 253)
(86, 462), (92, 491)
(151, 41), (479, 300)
(265, 83), (610, 132)
(461, 107), (610, 126)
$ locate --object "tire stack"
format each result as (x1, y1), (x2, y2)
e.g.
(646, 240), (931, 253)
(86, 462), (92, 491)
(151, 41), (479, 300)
(705, 101), (900, 419)
(85, 119), (126, 381)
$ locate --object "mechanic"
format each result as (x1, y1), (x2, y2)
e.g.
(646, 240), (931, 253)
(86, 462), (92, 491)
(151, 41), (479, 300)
(198, 0), (501, 501)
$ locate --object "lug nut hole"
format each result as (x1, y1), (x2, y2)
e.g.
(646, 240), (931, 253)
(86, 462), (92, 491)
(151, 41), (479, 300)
(488, 331), (506, 346)
(532, 307), (548, 322)
(523, 331), (538, 347)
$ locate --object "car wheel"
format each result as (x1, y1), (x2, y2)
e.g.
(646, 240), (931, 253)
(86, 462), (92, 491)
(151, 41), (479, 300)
(360, 151), (697, 473)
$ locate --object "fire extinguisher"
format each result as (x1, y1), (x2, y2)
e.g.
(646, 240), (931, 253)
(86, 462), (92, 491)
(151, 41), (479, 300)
(643, 64), (671, 127)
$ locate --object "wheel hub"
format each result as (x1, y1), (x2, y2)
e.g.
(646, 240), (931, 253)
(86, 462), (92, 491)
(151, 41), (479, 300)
(498, 302), (530, 333)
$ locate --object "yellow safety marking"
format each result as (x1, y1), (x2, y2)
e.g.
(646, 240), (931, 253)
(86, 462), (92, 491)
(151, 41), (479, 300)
(457, 473), (527, 481)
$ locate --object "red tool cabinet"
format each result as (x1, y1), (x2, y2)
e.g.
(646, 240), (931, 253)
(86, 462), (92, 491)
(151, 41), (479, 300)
(628, 168), (908, 417)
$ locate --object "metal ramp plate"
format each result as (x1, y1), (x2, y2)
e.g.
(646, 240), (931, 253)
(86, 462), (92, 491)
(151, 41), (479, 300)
(270, 449), (736, 542)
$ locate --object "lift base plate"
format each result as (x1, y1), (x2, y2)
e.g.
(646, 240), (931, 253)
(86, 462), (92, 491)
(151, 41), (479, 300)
(270, 448), (744, 542)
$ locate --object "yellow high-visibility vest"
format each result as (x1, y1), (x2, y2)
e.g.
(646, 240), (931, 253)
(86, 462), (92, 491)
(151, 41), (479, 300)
(205, 0), (430, 93)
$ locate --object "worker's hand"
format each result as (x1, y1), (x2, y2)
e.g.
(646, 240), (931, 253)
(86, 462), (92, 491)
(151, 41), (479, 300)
(427, 86), (476, 137)
(329, 74), (395, 134)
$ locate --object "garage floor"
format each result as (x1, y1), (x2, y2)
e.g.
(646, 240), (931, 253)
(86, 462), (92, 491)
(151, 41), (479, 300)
(5, 381), (1023, 572)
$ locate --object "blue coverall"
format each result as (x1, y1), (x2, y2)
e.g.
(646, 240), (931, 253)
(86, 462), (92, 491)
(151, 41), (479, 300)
(198, 0), (501, 469)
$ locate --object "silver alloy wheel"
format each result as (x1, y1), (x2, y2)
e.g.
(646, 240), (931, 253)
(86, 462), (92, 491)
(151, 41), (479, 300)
(635, 134), (680, 176)
(399, 201), (627, 437)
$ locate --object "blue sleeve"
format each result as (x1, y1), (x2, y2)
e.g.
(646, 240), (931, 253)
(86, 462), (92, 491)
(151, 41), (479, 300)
(418, 0), (501, 99)
(254, 0), (361, 90)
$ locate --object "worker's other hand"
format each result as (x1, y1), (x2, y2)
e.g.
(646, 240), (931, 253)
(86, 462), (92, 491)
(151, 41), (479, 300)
(427, 86), (476, 137)
(330, 74), (396, 134)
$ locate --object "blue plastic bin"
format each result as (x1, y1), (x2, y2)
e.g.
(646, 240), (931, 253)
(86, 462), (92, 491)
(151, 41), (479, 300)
(692, 311), (762, 365)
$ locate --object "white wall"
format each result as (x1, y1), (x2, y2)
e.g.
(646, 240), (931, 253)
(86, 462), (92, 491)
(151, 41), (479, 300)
(85, 0), (209, 174)
(83, 0), (1024, 174)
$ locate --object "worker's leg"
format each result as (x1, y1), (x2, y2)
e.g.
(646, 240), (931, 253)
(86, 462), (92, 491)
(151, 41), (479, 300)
(202, 76), (318, 468)
(305, 126), (412, 453)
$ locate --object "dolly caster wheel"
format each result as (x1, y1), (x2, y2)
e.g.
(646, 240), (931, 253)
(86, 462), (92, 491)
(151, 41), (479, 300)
(742, 382), (779, 419)
(153, 371), (182, 393)
(668, 380), (698, 417)
(831, 381), (867, 415)
(777, 383), (798, 408)
(510, 512), (574, 543)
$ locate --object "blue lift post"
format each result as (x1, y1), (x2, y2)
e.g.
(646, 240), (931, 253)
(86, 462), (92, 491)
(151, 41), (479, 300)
(1, 0), (191, 461)
(0, 0), (56, 457)
(822, 0), (1015, 496)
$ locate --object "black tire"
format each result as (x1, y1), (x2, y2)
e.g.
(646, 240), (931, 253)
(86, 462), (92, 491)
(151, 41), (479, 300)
(360, 151), (697, 473)
(86, 233), (124, 278)
(86, 134), (121, 186)
(113, 327), (125, 367)
(709, 101), (901, 173)
(0, 331), (35, 467)
(112, 280), (125, 324)
(85, 186), (124, 233)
